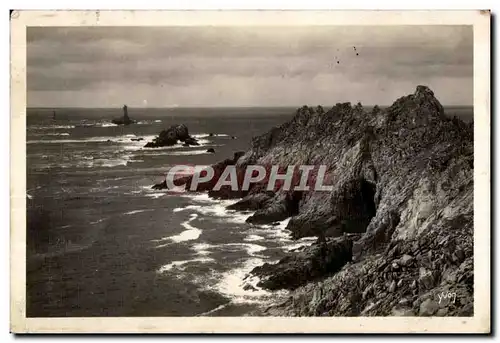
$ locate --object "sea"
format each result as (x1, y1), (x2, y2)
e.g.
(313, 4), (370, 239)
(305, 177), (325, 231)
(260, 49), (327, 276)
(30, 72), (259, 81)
(25, 106), (473, 317)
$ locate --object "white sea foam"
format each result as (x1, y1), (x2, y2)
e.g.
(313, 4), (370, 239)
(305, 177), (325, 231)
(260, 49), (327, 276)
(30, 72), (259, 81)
(90, 158), (128, 168)
(27, 136), (122, 144)
(178, 192), (216, 203)
(124, 209), (154, 215)
(145, 192), (167, 199)
(244, 235), (265, 242)
(197, 303), (230, 317)
(167, 150), (213, 156)
(168, 214), (202, 243)
(191, 243), (214, 256)
(158, 257), (215, 273)
(30, 125), (75, 130)
(192, 133), (229, 139)
(141, 143), (184, 151)
(225, 243), (267, 256)
(89, 218), (107, 225)
(99, 122), (118, 127)
(215, 258), (274, 301)
(173, 199), (251, 224)
(30, 132), (71, 137)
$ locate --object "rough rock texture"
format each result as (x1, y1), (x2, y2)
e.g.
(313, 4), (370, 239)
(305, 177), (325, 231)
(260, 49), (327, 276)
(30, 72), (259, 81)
(145, 124), (198, 148)
(250, 235), (357, 290)
(152, 151), (246, 197)
(239, 86), (473, 316)
(152, 86), (473, 316)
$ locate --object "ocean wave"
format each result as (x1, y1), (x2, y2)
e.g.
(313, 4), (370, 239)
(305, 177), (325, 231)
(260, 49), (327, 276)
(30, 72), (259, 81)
(90, 218), (107, 225)
(244, 235), (265, 242)
(247, 217), (294, 242)
(99, 122), (118, 127)
(31, 132), (70, 137)
(191, 243), (213, 256)
(225, 243), (267, 256)
(167, 150), (213, 156)
(30, 125), (75, 130)
(145, 192), (167, 199)
(89, 158), (128, 168)
(214, 258), (274, 301)
(27, 136), (117, 144)
(173, 197), (251, 224)
(165, 213), (202, 243)
(35, 153), (140, 169)
(124, 209), (155, 215)
(158, 257), (215, 273)
(192, 133), (229, 139)
(190, 241), (266, 258)
(141, 143), (185, 151)
(75, 121), (117, 128)
(27, 134), (152, 149)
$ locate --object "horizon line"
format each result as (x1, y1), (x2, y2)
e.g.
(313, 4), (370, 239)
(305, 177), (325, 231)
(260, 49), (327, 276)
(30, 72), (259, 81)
(26, 104), (474, 109)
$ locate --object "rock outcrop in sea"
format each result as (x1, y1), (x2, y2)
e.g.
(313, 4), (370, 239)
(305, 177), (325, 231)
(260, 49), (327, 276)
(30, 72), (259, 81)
(145, 124), (199, 148)
(154, 85), (474, 316)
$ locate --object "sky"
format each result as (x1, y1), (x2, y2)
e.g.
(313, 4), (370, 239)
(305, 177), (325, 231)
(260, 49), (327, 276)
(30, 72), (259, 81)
(27, 26), (473, 108)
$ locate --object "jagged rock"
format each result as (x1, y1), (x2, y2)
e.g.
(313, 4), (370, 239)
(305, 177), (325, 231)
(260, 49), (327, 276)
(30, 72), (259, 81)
(149, 85), (473, 318)
(246, 192), (301, 224)
(250, 236), (353, 291)
(243, 284), (258, 291)
(144, 124), (197, 148)
(151, 151), (246, 196)
(419, 267), (435, 290)
(241, 86), (473, 317)
(206, 148), (215, 153)
(436, 308), (449, 316)
(419, 299), (439, 316)
(227, 192), (273, 211)
(184, 136), (200, 146)
(400, 254), (413, 266)
(392, 307), (414, 316)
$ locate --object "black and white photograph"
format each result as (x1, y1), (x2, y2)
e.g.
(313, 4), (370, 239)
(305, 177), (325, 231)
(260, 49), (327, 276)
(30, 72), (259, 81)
(10, 10), (491, 333)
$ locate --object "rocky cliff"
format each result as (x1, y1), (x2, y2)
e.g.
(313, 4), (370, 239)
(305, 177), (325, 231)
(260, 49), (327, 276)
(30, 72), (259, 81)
(248, 86), (473, 316)
(155, 85), (474, 316)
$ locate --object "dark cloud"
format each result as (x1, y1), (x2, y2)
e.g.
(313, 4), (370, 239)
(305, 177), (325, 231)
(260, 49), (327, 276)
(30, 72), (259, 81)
(27, 26), (473, 107)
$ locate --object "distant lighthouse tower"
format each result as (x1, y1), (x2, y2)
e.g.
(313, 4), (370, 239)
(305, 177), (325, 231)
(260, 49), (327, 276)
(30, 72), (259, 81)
(112, 104), (134, 125)
(123, 105), (129, 122)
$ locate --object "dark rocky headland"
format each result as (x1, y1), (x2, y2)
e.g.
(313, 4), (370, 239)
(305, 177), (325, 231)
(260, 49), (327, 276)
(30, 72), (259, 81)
(154, 86), (473, 316)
